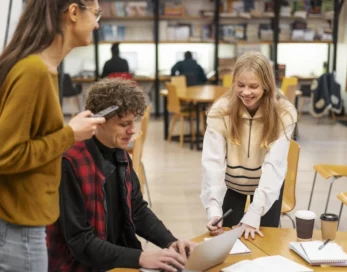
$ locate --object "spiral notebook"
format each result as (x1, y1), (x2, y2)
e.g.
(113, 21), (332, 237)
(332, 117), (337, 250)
(289, 241), (347, 266)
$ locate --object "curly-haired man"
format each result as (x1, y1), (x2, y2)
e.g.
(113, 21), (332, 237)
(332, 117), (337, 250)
(46, 78), (193, 272)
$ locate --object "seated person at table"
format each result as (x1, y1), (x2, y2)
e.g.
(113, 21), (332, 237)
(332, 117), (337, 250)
(46, 78), (193, 272)
(101, 42), (129, 78)
(171, 51), (207, 86)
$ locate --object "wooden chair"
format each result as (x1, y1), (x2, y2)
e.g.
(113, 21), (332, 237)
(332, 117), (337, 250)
(245, 140), (300, 228)
(281, 140), (300, 228)
(284, 85), (297, 106)
(281, 76), (298, 96)
(222, 74), (233, 88)
(171, 76), (187, 90)
(166, 82), (196, 148)
(308, 165), (347, 213)
(127, 106), (152, 207)
(131, 131), (143, 183)
(62, 73), (82, 117)
(337, 192), (347, 229)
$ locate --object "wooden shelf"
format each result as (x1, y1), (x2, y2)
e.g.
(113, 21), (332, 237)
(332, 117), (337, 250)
(160, 15), (206, 20)
(99, 40), (154, 44)
(233, 40), (273, 45)
(160, 40), (214, 44)
(101, 16), (153, 21)
(280, 15), (332, 20)
(279, 40), (332, 44)
(99, 40), (332, 45)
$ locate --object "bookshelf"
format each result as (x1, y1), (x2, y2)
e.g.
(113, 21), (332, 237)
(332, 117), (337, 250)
(91, 0), (344, 118)
(101, 16), (154, 20)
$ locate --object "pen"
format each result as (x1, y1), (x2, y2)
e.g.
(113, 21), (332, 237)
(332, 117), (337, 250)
(212, 208), (233, 227)
(318, 238), (331, 250)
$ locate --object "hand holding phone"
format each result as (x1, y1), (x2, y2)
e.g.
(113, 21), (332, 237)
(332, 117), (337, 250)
(69, 110), (106, 142)
(91, 105), (119, 118)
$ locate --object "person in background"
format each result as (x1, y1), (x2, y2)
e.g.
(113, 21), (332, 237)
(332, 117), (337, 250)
(201, 51), (297, 240)
(101, 42), (130, 78)
(0, 0), (105, 271)
(46, 78), (194, 272)
(171, 51), (208, 86)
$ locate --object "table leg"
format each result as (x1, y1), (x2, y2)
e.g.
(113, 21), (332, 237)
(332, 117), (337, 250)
(163, 96), (168, 140)
(196, 103), (200, 150)
(190, 103), (194, 150)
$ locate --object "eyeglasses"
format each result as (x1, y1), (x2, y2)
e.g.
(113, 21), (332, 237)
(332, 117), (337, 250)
(81, 6), (103, 22)
(63, 5), (103, 22)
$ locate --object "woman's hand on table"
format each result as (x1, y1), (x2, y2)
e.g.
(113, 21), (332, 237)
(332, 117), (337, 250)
(235, 223), (264, 240)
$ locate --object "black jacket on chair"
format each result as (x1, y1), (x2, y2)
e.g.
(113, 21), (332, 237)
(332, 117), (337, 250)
(310, 73), (342, 117)
(62, 74), (82, 97)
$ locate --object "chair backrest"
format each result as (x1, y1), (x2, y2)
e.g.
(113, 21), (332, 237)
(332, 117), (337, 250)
(107, 72), (134, 80)
(63, 73), (81, 97)
(140, 106), (151, 158)
(222, 74), (233, 88)
(131, 131), (143, 190)
(185, 73), (198, 86)
(281, 77), (298, 96)
(337, 192), (347, 206)
(166, 83), (181, 114)
(282, 140), (300, 213)
(244, 140), (300, 213)
(171, 76), (187, 90)
(284, 85), (297, 106)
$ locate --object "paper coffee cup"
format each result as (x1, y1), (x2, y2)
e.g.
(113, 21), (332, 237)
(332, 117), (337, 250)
(295, 210), (316, 240)
(320, 213), (339, 240)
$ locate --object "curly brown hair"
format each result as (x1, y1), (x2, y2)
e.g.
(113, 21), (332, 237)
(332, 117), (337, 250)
(85, 78), (147, 119)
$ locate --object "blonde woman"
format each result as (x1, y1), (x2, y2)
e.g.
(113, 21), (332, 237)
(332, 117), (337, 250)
(201, 52), (297, 240)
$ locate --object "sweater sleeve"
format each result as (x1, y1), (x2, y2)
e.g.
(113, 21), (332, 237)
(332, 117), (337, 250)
(0, 65), (75, 174)
(200, 125), (227, 220)
(240, 124), (295, 229)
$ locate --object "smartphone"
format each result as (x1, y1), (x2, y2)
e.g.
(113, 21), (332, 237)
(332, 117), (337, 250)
(91, 105), (119, 118)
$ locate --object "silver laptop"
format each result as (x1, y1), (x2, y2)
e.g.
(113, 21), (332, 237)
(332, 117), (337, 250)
(140, 226), (243, 272)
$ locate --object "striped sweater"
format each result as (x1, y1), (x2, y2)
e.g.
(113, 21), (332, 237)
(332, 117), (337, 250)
(206, 97), (296, 195)
(201, 96), (297, 228)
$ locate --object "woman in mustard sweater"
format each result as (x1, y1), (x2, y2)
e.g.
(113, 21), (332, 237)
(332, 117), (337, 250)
(0, 0), (105, 271)
(201, 52), (297, 240)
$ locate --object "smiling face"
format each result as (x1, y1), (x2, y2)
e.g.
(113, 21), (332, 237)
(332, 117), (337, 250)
(96, 113), (137, 149)
(234, 70), (265, 114)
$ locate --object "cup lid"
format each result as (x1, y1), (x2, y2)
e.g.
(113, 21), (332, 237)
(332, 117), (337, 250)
(320, 213), (339, 221)
(295, 210), (316, 220)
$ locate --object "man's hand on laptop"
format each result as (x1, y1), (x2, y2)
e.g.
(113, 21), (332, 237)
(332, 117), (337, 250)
(169, 240), (196, 262)
(207, 216), (224, 236)
(139, 248), (185, 272)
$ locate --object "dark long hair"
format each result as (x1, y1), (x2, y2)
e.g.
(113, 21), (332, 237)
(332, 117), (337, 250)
(0, 0), (94, 89)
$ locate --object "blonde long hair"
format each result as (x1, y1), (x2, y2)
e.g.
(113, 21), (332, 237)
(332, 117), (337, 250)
(215, 52), (289, 148)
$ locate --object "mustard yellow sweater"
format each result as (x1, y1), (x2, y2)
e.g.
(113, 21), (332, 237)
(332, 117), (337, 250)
(0, 55), (75, 226)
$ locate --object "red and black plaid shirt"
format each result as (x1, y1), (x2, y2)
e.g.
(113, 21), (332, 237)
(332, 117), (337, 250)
(46, 141), (133, 272)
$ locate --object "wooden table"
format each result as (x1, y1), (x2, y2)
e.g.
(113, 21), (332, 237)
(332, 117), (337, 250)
(110, 229), (266, 272)
(71, 76), (172, 84)
(160, 85), (229, 150)
(109, 227), (347, 272)
(250, 227), (347, 271)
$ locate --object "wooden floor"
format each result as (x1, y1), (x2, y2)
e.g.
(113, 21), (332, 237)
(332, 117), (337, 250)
(141, 114), (347, 245)
(65, 113), (347, 249)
